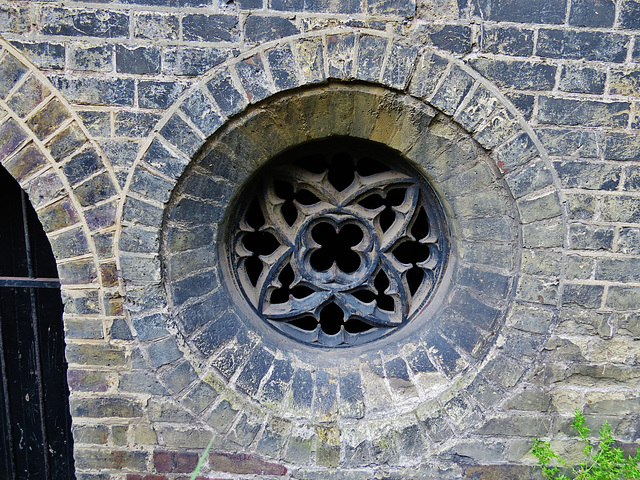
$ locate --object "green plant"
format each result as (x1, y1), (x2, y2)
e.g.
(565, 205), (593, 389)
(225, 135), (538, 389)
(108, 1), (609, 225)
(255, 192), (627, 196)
(532, 410), (640, 479)
(189, 433), (216, 480)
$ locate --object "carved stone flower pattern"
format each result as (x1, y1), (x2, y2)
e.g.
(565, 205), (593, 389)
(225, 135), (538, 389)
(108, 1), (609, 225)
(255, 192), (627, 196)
(233, 139), (449, 347)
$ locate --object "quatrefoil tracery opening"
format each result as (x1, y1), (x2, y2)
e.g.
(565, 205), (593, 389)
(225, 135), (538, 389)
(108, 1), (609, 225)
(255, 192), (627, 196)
(232, 137), (449, 347)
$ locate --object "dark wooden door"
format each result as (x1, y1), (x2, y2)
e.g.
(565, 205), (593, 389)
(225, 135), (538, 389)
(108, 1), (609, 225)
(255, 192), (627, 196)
(0, 166), (74, 479)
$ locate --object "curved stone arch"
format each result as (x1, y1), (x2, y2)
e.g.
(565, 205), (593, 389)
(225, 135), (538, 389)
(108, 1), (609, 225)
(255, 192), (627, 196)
(117, 27), (568, 467)
(0, 37), (124, 310)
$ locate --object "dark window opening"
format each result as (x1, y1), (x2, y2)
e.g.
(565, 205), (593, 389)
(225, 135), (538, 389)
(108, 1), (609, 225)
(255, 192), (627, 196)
(0, 166), (75, 480)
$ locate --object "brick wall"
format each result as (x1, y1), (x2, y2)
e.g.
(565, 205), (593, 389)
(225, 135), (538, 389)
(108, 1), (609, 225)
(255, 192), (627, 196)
(0, 0), (639, 479)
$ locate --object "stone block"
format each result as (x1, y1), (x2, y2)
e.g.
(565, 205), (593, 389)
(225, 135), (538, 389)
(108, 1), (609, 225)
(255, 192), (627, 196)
(63, 150), (102, 185)
(600, 196), (640, 223)
(116, 45), (160, 75)
(562, 284), (604, 309)
(50, 75), (135, 107)
(506, 303), (554, 334)
(164, 46), (229, 76)
(0, 5), (30, 34)
(50, 227), (90, 259)
(255, 417), (291, 457)
(610, 68), (640, 97)
(191, 311), (243, 356)
(74, 448), (147, 471)
(260, 358), (293, 406)
(569, 224), (614, 250)
(131, 313), (168, 341)
(455, 264), (510, 299)
(367, 0), (415, 16)
(225, 411), (262, 447)
(146, 336), (182, 368)
(123, 197), (163, 228)
(517, 192), (562, 223)
(471, 58), (555, 91)
(266, 44), (299, 91)
(148, 398), (194, 423)
(424, 331), (463, 377)
(451, 290), (500, 330)
(235, 347), (274, 397)
(473, 109), (520, 149)
(443, 317), (488, 357)
(71, 396), (143, 418)
(460, 242), (514, 269)
(522, 221), (563, 248)
(209, 452), (286, 475)
(536, 29), (628, 62)
(182, 14), (238, 42)
(182, 381), (218, 414)
(12, 41), (65, 71)
(477, 413), (551, 437)
(245, 15), (298, 43)
(536, 128), (601, 158)
(566, 255), (594, 281)
(454, 85), (499, 132)
(6, 75), (50, 118)
(430, 66), (474, 115)
(307, 0), (360, 13)
(47, 123), (87, 161)
(210, 334), (255, 380)
(474, 0), (565, 23)
(480, 25), (534, 56)
(181, 88), (223, 138)
(73, 424), (108, 445)
(133, 12), (179, 40)
(291, 368), (314, 412)
(458, 217), (513, 242)
(138, 80), (186, 109)
(516, 274), (558, 305)
(505, 158), (553, 198)
(65, 317), (103, 340)
(37, 6), (128, 38)
(114, 111), (159, 138)
(207, 70), (247, 117)
(235, 54), (273, 103)
(160, 114), (202, 156)
(356, 35), (387, 83)
(596, 257), (640, 283)
(569, 0), (615, 26)
(408, 51), (449, 99)
(156, 426), (212, 448)
(425, 24), (472, 54)
(161, 360), (197, 395)
(620, 0), (640, 29)
(74, 171), (117, 207)
(618, 228), (640, 254)
(0, 53), (26, 99)
(58, 258), (98, 284)
(326, 34), (356, 80)
(482, 354), (526, 388)
(554, 159), (620, 191)
(559, 65), (606, 94)
(69, 43), (112, 72)
(538, 96), (629, 127)
(27, 98), (70, 141)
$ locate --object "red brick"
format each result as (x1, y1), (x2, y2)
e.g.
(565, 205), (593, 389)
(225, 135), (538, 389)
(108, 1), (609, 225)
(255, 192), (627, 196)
(208, 452), (287, 475)
(154, 450), (199, 473)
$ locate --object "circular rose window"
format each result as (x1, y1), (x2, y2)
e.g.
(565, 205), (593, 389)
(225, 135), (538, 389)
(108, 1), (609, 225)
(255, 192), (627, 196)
(229, 136), (450, 347)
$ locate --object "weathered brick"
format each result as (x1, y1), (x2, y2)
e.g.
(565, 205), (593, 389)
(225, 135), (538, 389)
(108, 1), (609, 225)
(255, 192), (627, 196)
(50, 76), (135, 107)
(138, 80), (186, 109)
(6, 75), (50, 118)
(474, 0), (565, 23)
(569, 0), (615, 27)
(37, 7), (129, 38)
(78, 110), (110, 137)
(133, 12), (179, 40)
(236, 55), (273, 103)
(596, 257), (640, 283)
(209, 452), (286, 475)
(207, 70), (247, 117)
(0, 5), (30, 34)
(235, 347), (274, 397)
(267, 44), (300, 90)
(71, 396), (144, 418)
(537, 29), (628, 62)
(431, 66), (473, 115)
(367, 0), (414, 15)
(538, 97), (629, 127)
(558, 65), (606, 94)
(454, 85), (498, 132)
(383, 43), (417, 90)
(504, 159), (553, 198)
(260, 358), (293, 405)
(10, 41), (65, 70)
(182, 14), (238, 42)
(47, 123), (87, 161)
(75, 448), (147, 471)
(70, 43), (112, 72)
(356, 35), (387, 83)
(182, 382), (218, 414)
(146, 336), (182, 368)
(536, 128), (601, 158)
(620, 0), (640, 29)
(471, 58), (555, 91)
(610, 69), (640, 97)
(154, 451), (198, 474)
(618, 228), (640, 254)
(553, 160), (620, 190)
(562, 284), (604, 309)
(607, 286), (640, 309)
(408, 51), (449, 99)
(473, 109), (520, 149)
(27, 98), (70, 140)
(245, 15), (298, 43)
(163, 46), (229, 76)
(600, 196), (640, 223)
(522, 221), (563, 248)
(425, 25), (472, 54)
(116, 45), (161, 75)
(569, 224), (614, 250)
(480, 25), (534, 56)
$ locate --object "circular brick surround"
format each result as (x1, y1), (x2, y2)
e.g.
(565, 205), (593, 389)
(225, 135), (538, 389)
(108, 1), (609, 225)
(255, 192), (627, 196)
(162, 84), (520, 421)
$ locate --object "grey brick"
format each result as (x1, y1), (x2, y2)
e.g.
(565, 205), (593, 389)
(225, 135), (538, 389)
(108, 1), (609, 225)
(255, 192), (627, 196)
(0, 5), (30, 34)
(537, 29), (628, 62)
(47, 123), (87, 161)
(326, 34), (356, 80)
(471, 58), (555, 91)
(70, 44), (112, 72)
(566, 254), (594, 280)
(10, 41), (65, 70)
(569, 224), (614, 250)
(408, 51), (449, 99)
(133, 12), (179, 40)
(474, 0), (565, 23)
(383, 43), (418, 90)
(504, 159), (553, 198)
(191, 311), (243, 356)
(563, 284), (604, 309)
(307, 0), (361, 13)
(538, 97), (629, 127)
(267, 44), (300, 90)
(618, 228), (640, 254)
(600, 196), (640, 223)
(0, 53), (27, 98)
(455, 265), (510, 298)
(536, 128), (601, 158)
(620, 0), (640, 29)
(116, 45), (160, 75)
(115, 111), (160, 138)
(522, 221), (563, 248)
(596, 257), (640, 283)
(607, 286), (640, 309)
(367, 0), (415, 16)
(211, 333), (255, 380)
(37, 7), (129, 38)
(480, 26), (534, 56)
(235, 55), (273, 103)
(146, 336), (182, 368)
(553, 160), (620, 190)
(245, 15), (298, 43)
(516, 275), (558, 305)
(356, 35), (387, 82)
(235, 347), (274, 397)
(610, 69), (640, 97)
(160, 114), (202, 156)
(78, 110), (110, 137)
(163, 46), (229, 76)
(605, 132), (640, 160)
(207, 70), (247, 117)
(182, 14), (238, 42)
(138, 80), (186, 109)
(569, 0), (615, 27)
(431, 66), (474, 115)
(473, 109), (519, 149)
(454, 85), (498, 132)
(50, 76), (134, 107)
(261, 358), (293, 405)
(566, 192), (597, 220)
(558, 65), (606, 94)
(426, 25), (472, 54)
(495, 132), (538, 172)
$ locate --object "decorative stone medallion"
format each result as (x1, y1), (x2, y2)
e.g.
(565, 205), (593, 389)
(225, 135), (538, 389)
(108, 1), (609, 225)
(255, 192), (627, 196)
(230, 137), (449, 347)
